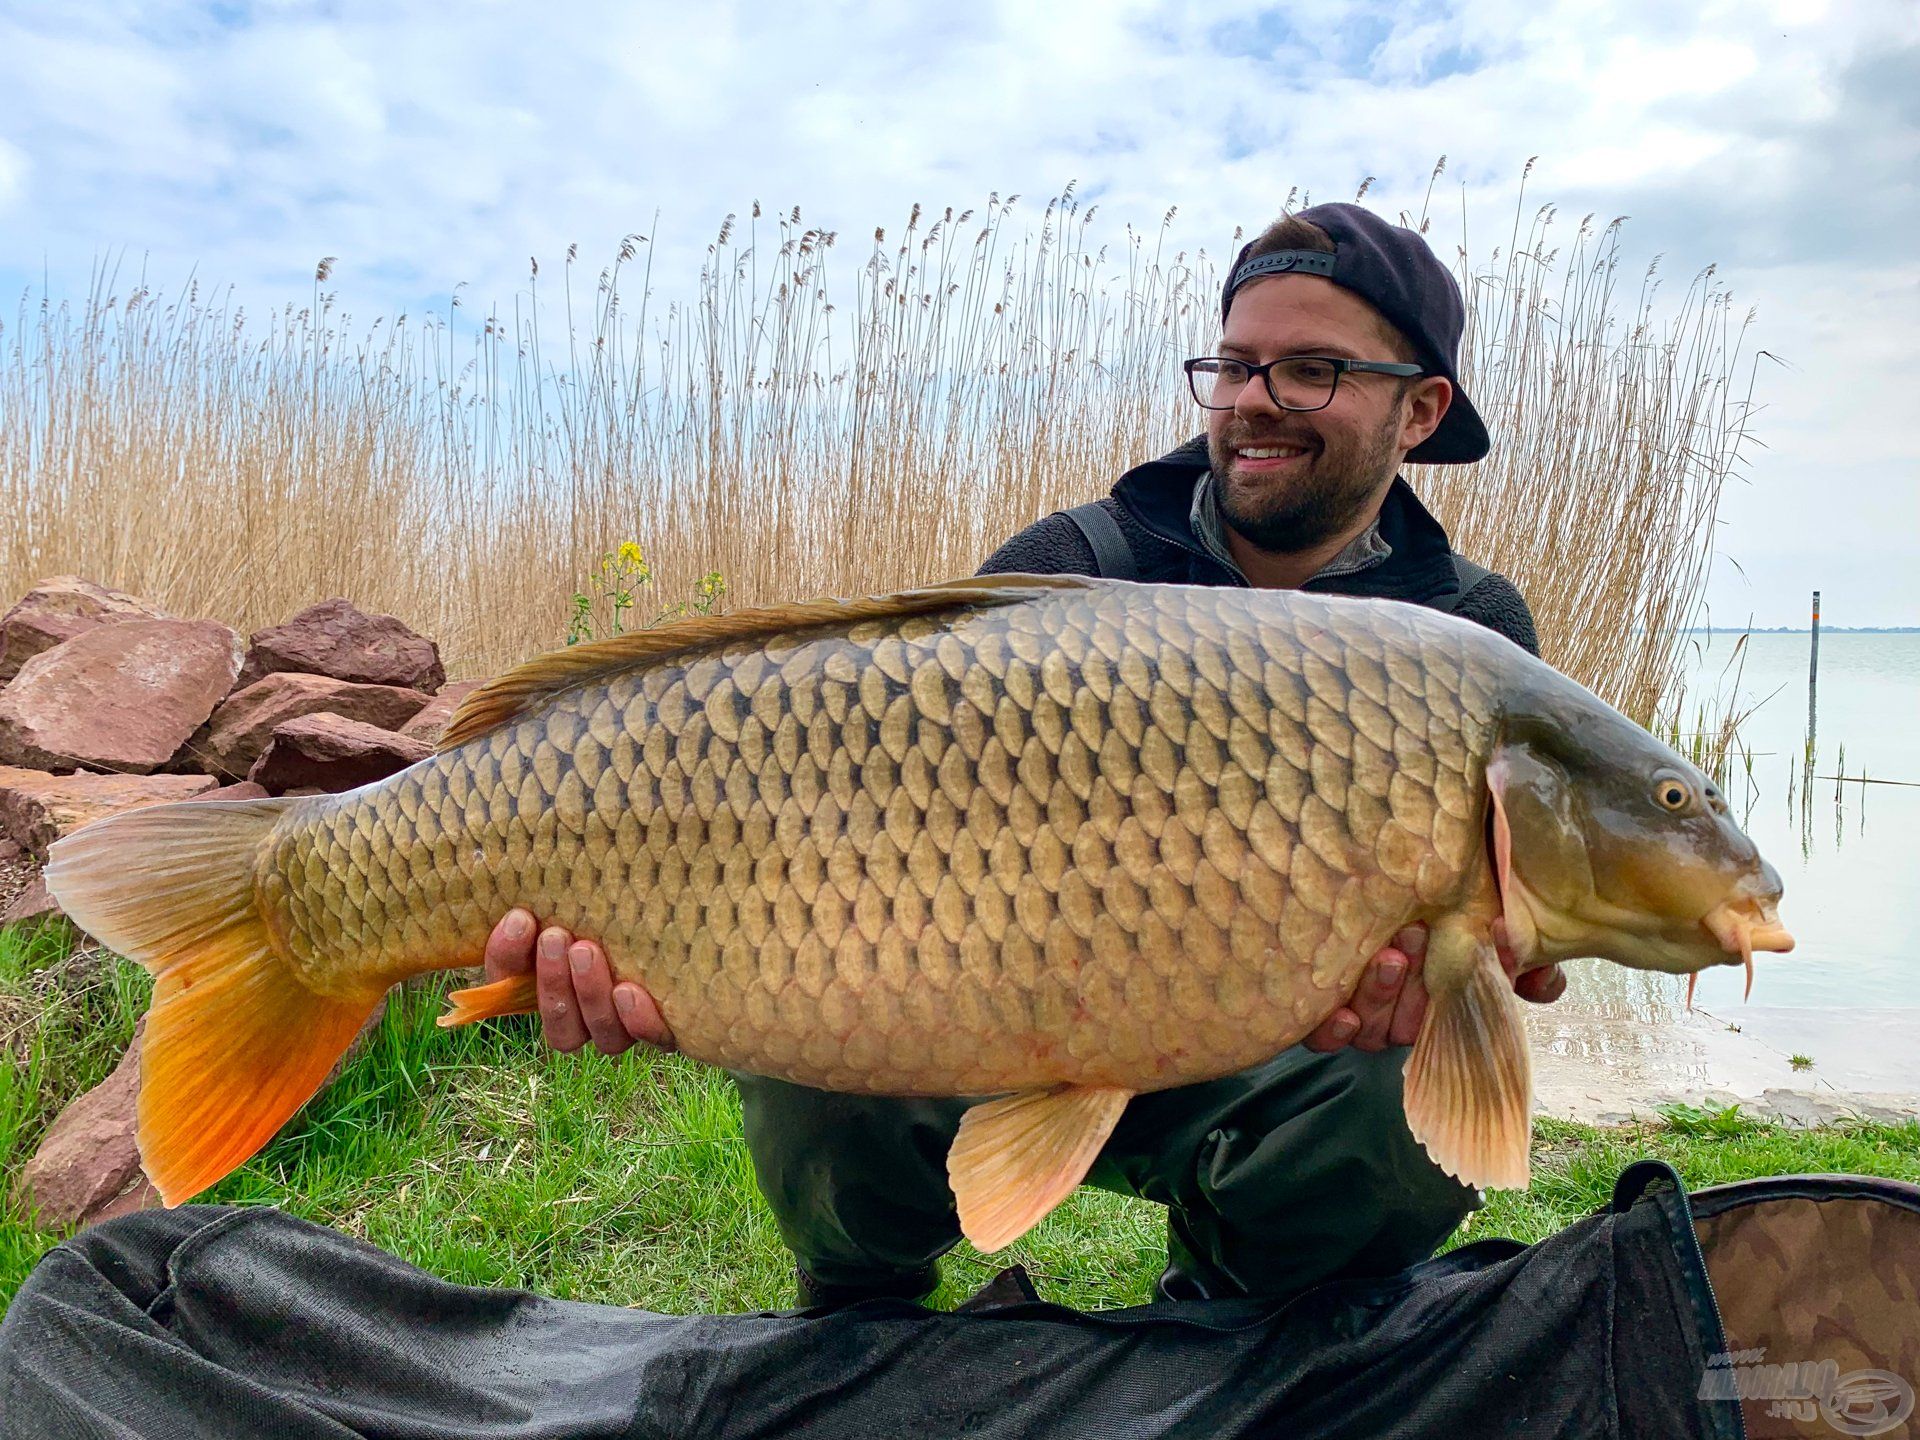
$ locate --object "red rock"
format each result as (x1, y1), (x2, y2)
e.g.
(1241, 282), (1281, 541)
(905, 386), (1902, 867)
(247, 713), (432, 795)
(1, 872), (61, 930)
(0, 767), (221, 858)
(239, 598), (445, 693)
(179, 672), (433, 780)
(0, 619), (243, 774)
(84, 1174), (166, 1226)
(13, 1025), (148, 1230)
(397, 679), (485, 746)
(183, 780), (272, 803)
(0, 837), (20, 862)
(0, 577), (168, 683)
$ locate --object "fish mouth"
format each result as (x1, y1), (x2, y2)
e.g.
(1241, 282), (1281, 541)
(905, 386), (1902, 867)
(1687, 900), (1795, 1007)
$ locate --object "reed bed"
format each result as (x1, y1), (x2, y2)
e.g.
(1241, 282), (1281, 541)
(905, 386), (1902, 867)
(0, 175), (1757, 721)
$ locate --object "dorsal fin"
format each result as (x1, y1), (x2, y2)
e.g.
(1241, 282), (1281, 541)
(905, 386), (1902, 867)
(436, 572), (1101, 753)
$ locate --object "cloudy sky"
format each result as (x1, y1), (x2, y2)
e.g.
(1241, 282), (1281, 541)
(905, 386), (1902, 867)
(2, 0), (1914, 626)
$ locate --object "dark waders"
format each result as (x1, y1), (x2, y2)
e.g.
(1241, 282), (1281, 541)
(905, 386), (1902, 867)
(734, 1046), (1479, 1305)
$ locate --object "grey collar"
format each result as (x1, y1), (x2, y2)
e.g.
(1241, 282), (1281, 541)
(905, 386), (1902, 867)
(1189, 471), (1392, 585)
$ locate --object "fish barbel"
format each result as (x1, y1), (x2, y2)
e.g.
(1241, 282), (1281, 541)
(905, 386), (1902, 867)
(46, 575), (1792, 1249)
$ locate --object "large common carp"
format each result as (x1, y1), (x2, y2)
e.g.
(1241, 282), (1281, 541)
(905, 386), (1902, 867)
(46, 575), (1791, 1249)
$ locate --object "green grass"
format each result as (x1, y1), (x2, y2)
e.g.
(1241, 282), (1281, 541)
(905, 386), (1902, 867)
(1464, 1104), (1920, 1248)
(5, 923), (1918, 1316)
(1, 919), (153, 1289)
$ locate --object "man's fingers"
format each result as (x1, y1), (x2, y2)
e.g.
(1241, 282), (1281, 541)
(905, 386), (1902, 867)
(1350, 949), (1409, 1051)
(612, 983), (676, 1050)
(534, 926), (590, 1052)
(1492, 917), (1566, 1004)
(1386, 926), (1429, 1048)
(483, 908), (538, 983)
(1303, 1007), (1362, 1053)
(1305, 923), (1431, 1054)
(1516, 963), (1568, 1004)
(500, 916), (665, 1056)
(567, 940), (635, 1056)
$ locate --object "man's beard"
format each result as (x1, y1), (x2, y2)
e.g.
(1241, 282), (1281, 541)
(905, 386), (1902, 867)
(1208, 403), (1403, 554)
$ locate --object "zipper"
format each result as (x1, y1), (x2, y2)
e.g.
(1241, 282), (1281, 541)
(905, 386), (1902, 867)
(1614, 1160), (1746, 1440)
(1111, 495), (1252, 589)
(1676, 1189), (1745, 1440)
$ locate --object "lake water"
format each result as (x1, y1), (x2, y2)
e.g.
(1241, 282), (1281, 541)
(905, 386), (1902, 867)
(1553, 631), (1920, 1099)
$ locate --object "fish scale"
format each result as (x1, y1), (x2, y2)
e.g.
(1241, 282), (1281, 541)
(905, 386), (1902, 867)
(255, 582), (1490, 1098)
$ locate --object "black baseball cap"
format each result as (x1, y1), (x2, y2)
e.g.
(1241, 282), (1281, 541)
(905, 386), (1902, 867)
(1220, 202), (1489, 464)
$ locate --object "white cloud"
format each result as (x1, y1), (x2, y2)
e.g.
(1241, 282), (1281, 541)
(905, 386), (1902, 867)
(0, 138), (26, 211)
(0, 0), (1914, 622)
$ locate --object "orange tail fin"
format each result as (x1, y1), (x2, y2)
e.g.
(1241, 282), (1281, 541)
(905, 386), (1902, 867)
(44, 799), (384, 1206)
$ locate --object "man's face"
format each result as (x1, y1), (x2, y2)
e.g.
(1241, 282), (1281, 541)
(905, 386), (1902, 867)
(1204, 274), (1451, 552)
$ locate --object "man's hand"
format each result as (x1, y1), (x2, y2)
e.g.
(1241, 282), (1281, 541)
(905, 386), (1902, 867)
(1302, 919), (1566, 1053)
(484, 909), (675, 1055)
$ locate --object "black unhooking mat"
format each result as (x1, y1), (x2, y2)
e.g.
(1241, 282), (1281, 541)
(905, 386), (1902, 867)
(3, 1161), (1917, 1439)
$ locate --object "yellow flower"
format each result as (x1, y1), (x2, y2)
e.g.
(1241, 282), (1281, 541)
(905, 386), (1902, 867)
(617, 540), (646, 568)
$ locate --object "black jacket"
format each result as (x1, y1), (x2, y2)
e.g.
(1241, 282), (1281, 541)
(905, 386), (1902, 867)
(978, 437), (1540, 656)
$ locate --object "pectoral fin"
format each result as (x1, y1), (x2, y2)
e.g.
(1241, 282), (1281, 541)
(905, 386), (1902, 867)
(1403, 923), (1533, 1191)
(948, 1085), (1132, 1252)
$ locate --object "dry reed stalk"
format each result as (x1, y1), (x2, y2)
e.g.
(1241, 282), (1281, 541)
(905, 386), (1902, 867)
(1401, 159), (1759, 721)
(0, 180), (1754, 724)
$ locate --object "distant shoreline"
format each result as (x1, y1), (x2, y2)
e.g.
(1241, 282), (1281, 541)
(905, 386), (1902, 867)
(1686, 627), (1920, 635)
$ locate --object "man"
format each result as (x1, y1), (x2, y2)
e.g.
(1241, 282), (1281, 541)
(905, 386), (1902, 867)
(484, 202), (1562, 1309)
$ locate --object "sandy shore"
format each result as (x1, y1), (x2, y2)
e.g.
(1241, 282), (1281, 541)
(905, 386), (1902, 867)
(1528, 999), (1920, 1125)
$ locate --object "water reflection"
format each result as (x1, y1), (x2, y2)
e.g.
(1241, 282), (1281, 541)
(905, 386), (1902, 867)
(1534, 960), (1720, 1087)
(1525, 1005), (1741, 1095)
(1555, 958), (1684, 1025)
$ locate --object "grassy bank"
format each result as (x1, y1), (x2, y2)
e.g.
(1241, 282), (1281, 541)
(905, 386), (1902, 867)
(6, 920), (1916, 1316)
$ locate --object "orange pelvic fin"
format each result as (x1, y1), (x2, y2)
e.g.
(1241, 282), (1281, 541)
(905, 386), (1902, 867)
(947, 1085), (1132, 1252)
(1403, 919), (1533, 1192)
(439, 973), (541, 1027)
(43, 798), (385, 1206)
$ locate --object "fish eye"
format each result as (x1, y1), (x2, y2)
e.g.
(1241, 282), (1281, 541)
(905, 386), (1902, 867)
(1652, 774), (1694, 812)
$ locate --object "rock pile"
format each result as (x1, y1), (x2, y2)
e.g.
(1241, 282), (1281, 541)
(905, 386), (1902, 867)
(0, 582), (457, 825)
(0, 578), (479, 1231)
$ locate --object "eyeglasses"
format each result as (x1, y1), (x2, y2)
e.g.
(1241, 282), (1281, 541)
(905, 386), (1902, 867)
(1183, 355), (1426, 412)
